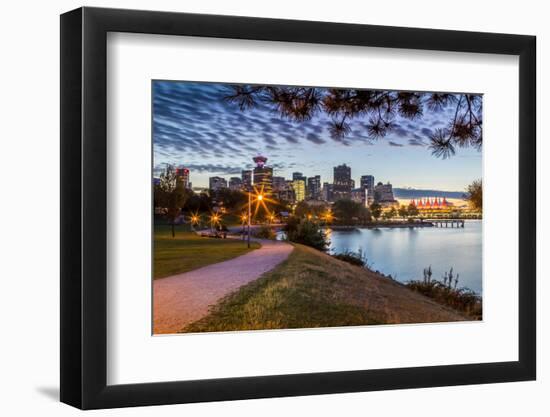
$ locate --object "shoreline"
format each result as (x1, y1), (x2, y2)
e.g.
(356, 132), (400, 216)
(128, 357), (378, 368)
(326, 219), (480, 230)
(326, 222), (434, 230)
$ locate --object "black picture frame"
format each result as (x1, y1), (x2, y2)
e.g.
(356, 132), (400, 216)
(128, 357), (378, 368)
(60, 6), (536, 410)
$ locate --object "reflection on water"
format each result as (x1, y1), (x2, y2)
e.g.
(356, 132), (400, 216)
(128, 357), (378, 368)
(327, 220), (482, 294)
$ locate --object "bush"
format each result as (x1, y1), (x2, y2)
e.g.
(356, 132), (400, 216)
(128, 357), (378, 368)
(332, 249), (368, 267)
(285, 219), (328, 251)
(406, 266), (482, 319)
(254, 225), (276, 240)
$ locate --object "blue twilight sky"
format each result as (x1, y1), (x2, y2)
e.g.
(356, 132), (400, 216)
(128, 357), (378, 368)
(153, 81), (482, 191)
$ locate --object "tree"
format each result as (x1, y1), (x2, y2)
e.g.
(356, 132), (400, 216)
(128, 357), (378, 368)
(369, 202), (382, 221)
(294, 201), (311, 219)
(224, 86), (482, 159)
(212, 188), (247, 211)
(387, 207), (397, 219)
(407, 203), (419, 218)
(154, 165), (191, 237)
(398, 205), (408, 219)
(285, 219), (328, 251)
(466, 179), (482, 211)
(333, 199), (370, 224)
(186, 191), (212, 213)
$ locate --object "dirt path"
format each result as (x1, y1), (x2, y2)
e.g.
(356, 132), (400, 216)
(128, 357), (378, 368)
(153, 238), (293, 334)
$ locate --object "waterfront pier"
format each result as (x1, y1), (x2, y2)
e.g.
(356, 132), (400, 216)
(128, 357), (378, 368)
(427, 219), (465, 228)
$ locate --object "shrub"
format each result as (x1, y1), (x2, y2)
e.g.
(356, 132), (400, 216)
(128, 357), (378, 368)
(254, 225), (276, 240)
(285, 219), (328, 251)
(332, 249), (368, 267)
(406, 266), (482, 319)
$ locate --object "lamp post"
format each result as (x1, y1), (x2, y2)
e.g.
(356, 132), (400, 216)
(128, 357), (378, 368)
(190, 215), (199, 231)
(210, 213), (220, 234)
(241, 214), (247, 240)
(248, 192), (263, 248)
(247, 193), (251, 248)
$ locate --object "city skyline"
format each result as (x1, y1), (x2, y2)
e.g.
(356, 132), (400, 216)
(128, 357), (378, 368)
(153, 81), (482, 191)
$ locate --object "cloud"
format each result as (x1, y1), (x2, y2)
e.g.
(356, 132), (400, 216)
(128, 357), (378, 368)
(174, 163), (243, 175)
(282, 135), (299, 144)
(392, 124), (410, 138)
(152, 81), (477, 185)
(305, 132), (326, 144)
(262, 133), (278, 146)
(408, 139), (426, 147)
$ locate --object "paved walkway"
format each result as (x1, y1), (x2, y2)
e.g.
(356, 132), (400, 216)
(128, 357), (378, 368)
(153, 238), (293, 334)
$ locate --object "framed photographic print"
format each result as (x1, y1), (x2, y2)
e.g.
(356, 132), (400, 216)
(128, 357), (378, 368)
(60, 6), (536, 409)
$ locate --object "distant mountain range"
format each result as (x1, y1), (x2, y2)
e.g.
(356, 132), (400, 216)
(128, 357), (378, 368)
(393, 188), (466, 199)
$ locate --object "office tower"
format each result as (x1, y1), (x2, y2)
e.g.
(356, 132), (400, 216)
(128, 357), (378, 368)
(307, 175), (321, 200)
(241, 170), (252, 191)
(333, 163), (352, 200)
(228, 177), (242, 191)
(272, 176), (287, 191)
(292, 179), (306, 202)
(374, 181), (397, 206)
(175, 167), (190, 188)
(209, 176), (227, 191)
(322, 182), (333, 202)
(252, 155), (273, 195)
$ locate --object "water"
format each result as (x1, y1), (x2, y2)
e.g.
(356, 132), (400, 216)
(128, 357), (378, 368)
(327, 220), (482, 294)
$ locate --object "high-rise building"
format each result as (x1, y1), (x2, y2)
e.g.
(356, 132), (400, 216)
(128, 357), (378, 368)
(360, 175), (375, 204)
(175, 167), (190, 188)
(228, 177), (242, 191)
(275, 180), (295, 203)
(374, 181), (397, 206)
(252, 155), (273, 195)
(272, 176), (287, 192)
(333, 164), (353, 200)
(209, 176), (227, 191)
(351, 188), (367, 206)
(360, 175), (375, 190)
(307, 175), (321, 200)
(285, 180), (297, 202)
(322, 182), (333, 202)
(292, 172), (306, 182)
(292, 179), (306, 202)
(241, 170), (252, 191)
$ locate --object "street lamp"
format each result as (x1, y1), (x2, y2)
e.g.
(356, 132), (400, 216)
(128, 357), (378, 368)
(188, 211), (201, 231)
(190, 214), (200, 230)
(240, 213), (247, 240)
(324, 210), (333, 224)
(247, 190), (264, 248)
(210, 213), (221, 234)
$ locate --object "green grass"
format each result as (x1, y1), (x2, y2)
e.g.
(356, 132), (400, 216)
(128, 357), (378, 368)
(154, 225), (260, 279)
(183, 244), (384, 333)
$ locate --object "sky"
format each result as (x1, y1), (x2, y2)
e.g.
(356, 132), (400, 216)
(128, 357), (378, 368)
(153, 81), (482, 191)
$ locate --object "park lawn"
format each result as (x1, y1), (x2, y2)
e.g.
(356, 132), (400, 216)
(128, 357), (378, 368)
(184, 243), (467, 333)
(154, 225), (260, 279)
